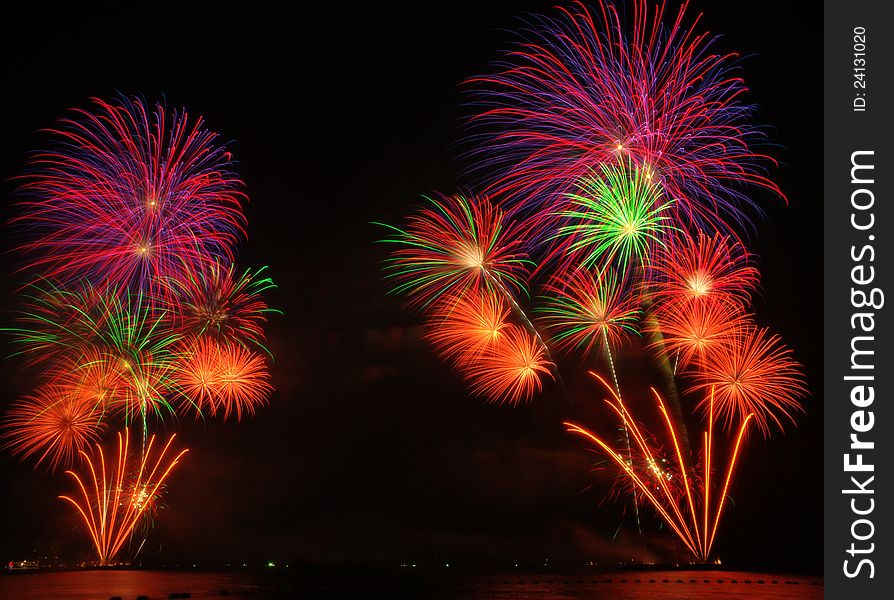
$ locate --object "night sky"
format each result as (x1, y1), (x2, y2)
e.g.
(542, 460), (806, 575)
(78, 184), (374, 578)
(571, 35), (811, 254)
(0, 1), (821, 573)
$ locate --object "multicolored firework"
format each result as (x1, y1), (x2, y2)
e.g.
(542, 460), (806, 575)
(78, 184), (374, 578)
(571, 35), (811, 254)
(12, 96), (246, 303)
(688, 326), (807, 436)
(59, 429), (188, 565)
(166, 262), (277, 351)
(538, 266), (641, 359)
(3, 96), (276, 560)
(377, 0), (808, 562)
(376, 194), (531, 310)
(465, 0), (782, 246)
(566, 374), (753, 562)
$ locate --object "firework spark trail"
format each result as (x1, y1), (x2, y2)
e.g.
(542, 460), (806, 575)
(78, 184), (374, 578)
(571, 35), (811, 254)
(58, 429), (188, 565)
(565, 373), (753, 561)
(537, 266), (643, 529)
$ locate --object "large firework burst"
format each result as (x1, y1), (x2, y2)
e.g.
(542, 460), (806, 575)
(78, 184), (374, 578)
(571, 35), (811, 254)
(465, 0), (782, 246)
(12, 96), (246, 303)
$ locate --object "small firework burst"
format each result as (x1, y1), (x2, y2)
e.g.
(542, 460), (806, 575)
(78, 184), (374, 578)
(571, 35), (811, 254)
(377, 194), (531, 309)
(426, 288), (510, 365)
(648, 231), (759, 310)
(555, 161), (674, 270)
(537, 266), (640, 358)
(465, 325), (553, 406)
(649, 299), (749, 369)
(167, 262), (277, 351)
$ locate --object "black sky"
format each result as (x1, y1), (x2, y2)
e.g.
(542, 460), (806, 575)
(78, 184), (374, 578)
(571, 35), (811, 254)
(0, 1), (821, 572)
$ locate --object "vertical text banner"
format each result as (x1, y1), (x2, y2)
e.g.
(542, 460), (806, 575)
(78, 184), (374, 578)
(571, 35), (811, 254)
(825, 1), (893, 598)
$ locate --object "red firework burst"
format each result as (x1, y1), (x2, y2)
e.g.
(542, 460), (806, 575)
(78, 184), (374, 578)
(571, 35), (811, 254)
(175, 339), (272, 421)
(648, 231), (759, 310)
(378, 194), (531, 310)
(650, 299), (749, 369)
(166, 262), (276, 350)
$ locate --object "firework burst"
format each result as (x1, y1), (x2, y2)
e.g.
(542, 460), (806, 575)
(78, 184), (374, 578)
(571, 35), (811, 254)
(59, 429), (188, 565)
(377, 194), (531, 310)
(12, 96), (246, 302)
(465, 0), (782, 245)
(166, 262), (277, 351)
(689, 326), (807, 435)
(464, 325), (553, 406)
(649, 299), (748, 369)
(648, 231), (759, 310)
(2, 386), (106, 471)
(537, 266), (640, 359)
(426, 288), (510, 365)
(175, 340), (272, 421)
(554, 160), (674, 271)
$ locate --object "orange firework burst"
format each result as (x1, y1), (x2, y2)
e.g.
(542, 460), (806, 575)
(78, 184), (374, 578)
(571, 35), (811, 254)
(649, 231), (759, 310)
(650, 300), (749, 369)
(465, 325), (553, 406)
(689, 326), (807, 435)
(216, 344), (273, 421)
(175, 337), (225, 416)
(537, 267), (640, 358)
(59, 428), (187, 565)
(566, 373), (753, 562)
(176, 339), (272, 421)
(426, 288), (510, 364)
(2, 386), (105, 470)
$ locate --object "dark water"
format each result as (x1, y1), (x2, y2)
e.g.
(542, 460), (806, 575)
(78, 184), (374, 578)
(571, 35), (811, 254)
(0, 569), (823, 599)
